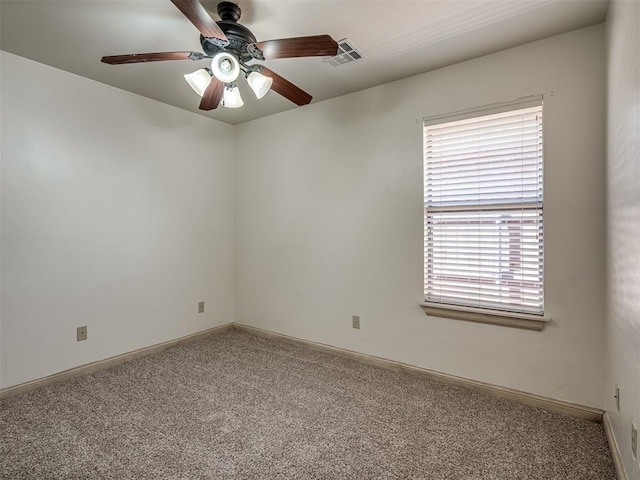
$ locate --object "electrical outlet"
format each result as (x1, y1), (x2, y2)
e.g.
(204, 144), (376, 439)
(632, 421), (638, 459)
(615, 384), (620, 411)
(352, 315), (360, 329)
(198, 301), (205, 313)
(76, 326), (87, 342)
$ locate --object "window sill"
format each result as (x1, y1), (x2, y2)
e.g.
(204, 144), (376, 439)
(420, 302), (551, 331)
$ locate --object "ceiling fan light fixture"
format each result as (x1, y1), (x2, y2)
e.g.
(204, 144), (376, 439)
(247, 71), (273, 99)
(211, 52), (240, 83)
(102, 1), (333, 112)
(222, 83), (244, 108)
(184, 68), (212, 97)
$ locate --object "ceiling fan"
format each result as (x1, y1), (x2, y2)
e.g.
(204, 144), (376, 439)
(101, 0), (339, 110)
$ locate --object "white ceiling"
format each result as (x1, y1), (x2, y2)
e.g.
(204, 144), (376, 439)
(0, 0), (609, 125)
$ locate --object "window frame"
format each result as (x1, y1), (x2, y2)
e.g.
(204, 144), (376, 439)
(420, 96), (551, 331)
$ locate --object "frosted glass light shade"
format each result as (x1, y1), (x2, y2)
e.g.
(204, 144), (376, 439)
(211, 52), (240, 83)
(247, 71), (273, 99)
(184, 69), (212, 97)
(222, 84), (244, 108)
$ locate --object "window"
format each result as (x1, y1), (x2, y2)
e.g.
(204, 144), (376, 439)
(422, 97), (545, 328)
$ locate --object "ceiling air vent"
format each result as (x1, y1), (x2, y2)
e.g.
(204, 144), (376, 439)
(323, 39), (363, 67)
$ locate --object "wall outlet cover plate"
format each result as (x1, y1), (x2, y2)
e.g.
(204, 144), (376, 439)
(76, 326), (87, 342)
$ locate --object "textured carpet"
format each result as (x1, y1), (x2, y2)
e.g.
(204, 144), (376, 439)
(1, 330), (616, 479)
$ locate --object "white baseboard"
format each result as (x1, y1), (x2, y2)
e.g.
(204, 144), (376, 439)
(1, 321), (606, 427)
(0, 323), (233, 400)
(603, 411), (628, 480)
(233, 323), (604, 424)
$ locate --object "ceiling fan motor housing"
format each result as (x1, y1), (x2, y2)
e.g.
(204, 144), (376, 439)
(201, 2), (256, 63)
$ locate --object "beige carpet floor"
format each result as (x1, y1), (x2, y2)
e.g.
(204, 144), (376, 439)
(1, 329), (616, 479)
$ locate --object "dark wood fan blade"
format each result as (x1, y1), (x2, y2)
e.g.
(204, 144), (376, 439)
(199, 78), (224, 110)
(101, 52), (205, 64)
(259, 66), (312, 106)
(251, 35), (338, 60)
(171, 0), (228, 41)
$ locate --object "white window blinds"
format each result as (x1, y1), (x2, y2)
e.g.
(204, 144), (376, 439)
(424, 100), (544, 315)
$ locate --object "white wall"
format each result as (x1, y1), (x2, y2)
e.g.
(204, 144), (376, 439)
(235, 25), (607, 408)
(0, 52), (235, 389)
(605, 1), (640, 478)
